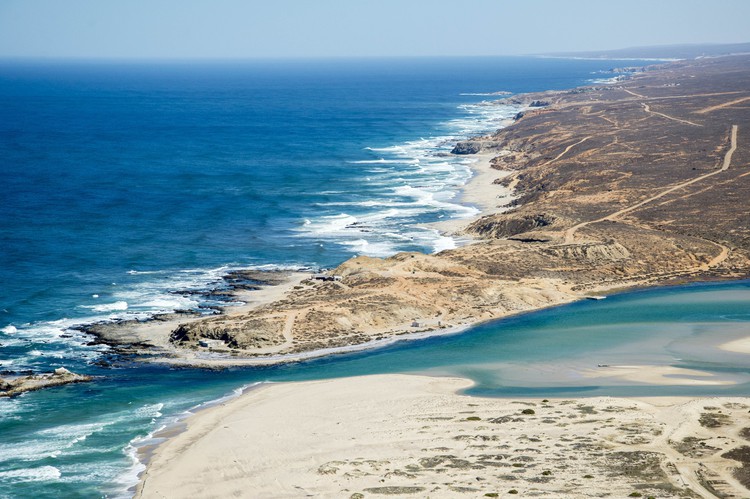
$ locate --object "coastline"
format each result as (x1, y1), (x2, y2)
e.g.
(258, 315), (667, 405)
(89, 54), (750, 369)
(132, 54), (750, 497)
(424, 150), (517, 237)
(2, 52), (749, 499)
(113, 146), (550, 370)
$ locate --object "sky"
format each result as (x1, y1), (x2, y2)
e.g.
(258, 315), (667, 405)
(0, 0), (749, 59)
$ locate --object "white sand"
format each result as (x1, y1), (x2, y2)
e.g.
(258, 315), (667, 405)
(720, 336), (750, 354)
(581, 364), (738, 386)
(137, 374), (750, 498)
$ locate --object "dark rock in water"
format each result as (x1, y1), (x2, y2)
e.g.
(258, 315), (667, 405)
(203, 292), (235, 301)
(0, 368), (93, 397)
(610, 66), (643, 74)
(223, 269), (291, 287)
(451, 141), (483, 155)
(152, 311), (201, 322)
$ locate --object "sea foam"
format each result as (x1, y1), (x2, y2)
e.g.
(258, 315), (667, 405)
(295, 99), (520, 258)
(0, 466), (61, 483)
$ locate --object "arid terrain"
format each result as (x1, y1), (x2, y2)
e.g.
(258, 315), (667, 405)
(93, 55), (750, 367)
(137, 375), (750, 498)
(132, 55), (750, 499)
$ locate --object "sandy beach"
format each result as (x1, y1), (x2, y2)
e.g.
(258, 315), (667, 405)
(426, 151), (516, 236)
(137, 374), (750, 498)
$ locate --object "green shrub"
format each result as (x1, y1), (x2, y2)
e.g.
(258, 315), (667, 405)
(521, 409), (535, 415)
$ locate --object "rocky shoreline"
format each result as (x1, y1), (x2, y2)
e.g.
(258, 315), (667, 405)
(0, 367), (92, 398)
(88, 54), (750, 368)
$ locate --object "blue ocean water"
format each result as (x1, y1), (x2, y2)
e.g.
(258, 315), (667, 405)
(1, 56), (627, 335)
(2, 57), (748, 497)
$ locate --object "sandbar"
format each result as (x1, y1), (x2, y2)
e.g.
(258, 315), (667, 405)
(137, 374), (750, 498)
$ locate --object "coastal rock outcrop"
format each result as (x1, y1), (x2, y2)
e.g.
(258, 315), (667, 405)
(467, 213), (556, 239)
(451, 141), (483, 155)
(171, 316), (286, 350)
(0, 369), (92, 397)
(541, 241), (631, 263)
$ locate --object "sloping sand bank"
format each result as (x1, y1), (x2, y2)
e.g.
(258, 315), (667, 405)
(137, 374), (750, 498)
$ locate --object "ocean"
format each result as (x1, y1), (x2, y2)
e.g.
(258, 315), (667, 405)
(2, 57), (748, 497)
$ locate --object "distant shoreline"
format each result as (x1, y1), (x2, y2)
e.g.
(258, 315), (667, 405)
(536, 41), (750, 60)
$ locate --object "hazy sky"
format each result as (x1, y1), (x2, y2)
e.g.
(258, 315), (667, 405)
(1, 0), (748, 59)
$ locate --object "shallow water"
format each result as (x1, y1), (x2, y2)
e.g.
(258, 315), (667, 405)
(1, 280), (749, 497)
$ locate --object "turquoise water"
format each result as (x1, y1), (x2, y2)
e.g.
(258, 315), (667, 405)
(1, 281), (749, 497)
(2, 57), (748, 497)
